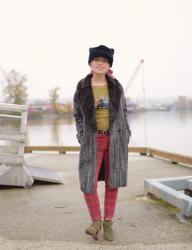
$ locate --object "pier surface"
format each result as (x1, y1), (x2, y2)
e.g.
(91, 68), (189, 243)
(0, 153), (192, 250)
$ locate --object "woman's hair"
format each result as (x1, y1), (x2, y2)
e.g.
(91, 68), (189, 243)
(90, 68), (115, 79)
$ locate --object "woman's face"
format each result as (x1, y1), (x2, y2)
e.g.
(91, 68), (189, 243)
(90, 57), (110, 75)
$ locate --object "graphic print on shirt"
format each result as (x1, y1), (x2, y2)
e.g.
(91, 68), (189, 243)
(95, 96), (109, 109)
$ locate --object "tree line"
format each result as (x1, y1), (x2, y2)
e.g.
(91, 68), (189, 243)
(1, 68), (61, 109)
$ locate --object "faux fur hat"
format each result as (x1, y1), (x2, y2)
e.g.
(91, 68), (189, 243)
(88, 45), (114, 67)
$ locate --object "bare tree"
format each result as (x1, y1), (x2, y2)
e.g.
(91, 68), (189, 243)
(48, 86), (60, 112)
(2, 69), (28, 104)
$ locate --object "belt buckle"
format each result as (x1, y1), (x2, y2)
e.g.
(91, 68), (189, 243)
(97, 130), (109, 135)
(103, 130), (109, 135)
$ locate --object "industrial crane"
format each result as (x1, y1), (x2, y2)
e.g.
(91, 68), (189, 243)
(124, 58), (145, 112)
(124, 58), (147, 147)
(124, 59), (144, 95)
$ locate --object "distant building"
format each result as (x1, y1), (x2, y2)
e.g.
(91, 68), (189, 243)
(28, 101), (73, 116)
(176, 96), (191, 110)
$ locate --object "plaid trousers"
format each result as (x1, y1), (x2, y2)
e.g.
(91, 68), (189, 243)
(83, 133), (118, 221)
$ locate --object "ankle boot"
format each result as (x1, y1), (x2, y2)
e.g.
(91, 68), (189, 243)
(85, 220), (102, 240)
(103, 220), (114, 241)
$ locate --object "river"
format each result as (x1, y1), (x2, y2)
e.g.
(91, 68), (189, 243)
(25, 110), (192, 156)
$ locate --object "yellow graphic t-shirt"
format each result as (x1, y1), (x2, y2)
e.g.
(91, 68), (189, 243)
(91, 84), (109, 130)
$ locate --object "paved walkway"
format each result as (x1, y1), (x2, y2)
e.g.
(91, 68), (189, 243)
(0, 153), (192, 250)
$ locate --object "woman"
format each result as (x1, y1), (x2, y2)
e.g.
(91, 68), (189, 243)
(73, 45), (131, 241)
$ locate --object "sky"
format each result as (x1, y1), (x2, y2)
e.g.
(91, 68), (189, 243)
(0, 0), (192, 101)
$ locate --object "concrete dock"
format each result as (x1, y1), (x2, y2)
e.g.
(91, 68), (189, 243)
(0, 153), (192, 250)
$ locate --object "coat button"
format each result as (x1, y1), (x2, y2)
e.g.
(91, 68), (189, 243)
(118, 129), (121, 132)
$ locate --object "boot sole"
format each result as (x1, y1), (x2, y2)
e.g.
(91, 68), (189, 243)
(104, 236), (114, 241)
(85, 229), (101, 240)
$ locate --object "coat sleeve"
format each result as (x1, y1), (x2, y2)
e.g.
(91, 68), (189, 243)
(73, 89), (84, 144)
(119, 84), (131, 137)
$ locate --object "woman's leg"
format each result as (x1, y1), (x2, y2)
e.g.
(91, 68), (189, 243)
(83, 134), (105, 221)
(104, 145), (118, 220)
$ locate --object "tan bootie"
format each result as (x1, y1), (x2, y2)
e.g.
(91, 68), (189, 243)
(85, 220), (102, 240)
(103, 220), (114, 241)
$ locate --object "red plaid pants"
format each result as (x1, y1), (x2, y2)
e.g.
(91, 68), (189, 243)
(83, 133), (118, 221)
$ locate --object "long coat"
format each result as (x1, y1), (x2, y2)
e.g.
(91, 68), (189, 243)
(73, 73), (131, 194)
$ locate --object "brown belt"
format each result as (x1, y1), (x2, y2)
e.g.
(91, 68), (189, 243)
(97, 130), (110, 135)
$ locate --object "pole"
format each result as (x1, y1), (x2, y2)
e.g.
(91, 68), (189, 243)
(142, 60), (147, 147)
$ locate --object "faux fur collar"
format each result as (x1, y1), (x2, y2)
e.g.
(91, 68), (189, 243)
(77, 74), (121, 131)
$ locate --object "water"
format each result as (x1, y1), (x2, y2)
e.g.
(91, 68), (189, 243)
(25, 111), (192, 156)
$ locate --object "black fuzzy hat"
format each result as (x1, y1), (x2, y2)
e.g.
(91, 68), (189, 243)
(88, 45), (114, 67)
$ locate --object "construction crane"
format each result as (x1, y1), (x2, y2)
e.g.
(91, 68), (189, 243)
(124, 58), (147, 147)
(124, 59), (144, 95)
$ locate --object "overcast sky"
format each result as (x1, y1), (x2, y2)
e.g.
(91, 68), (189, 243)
(0, 0), (192, 101)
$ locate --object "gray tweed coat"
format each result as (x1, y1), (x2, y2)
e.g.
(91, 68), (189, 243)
(73, 74), (131, 194)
